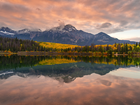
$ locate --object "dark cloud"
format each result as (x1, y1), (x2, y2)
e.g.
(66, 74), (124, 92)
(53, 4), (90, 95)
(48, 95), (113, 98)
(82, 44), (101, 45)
(96, 23), (112, 29)
(119, 20), (128, 26)
(0, 2), (30, 13)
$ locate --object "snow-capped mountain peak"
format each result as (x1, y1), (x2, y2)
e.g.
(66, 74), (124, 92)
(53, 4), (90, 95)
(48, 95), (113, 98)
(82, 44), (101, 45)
(48, 24), (77, 33)
(63, 24), (77, 31)
(17, 28), (42, 34)
(32, 29), (42, 32)
(0, 31), (15, 35)
(17, 29), (30, 34)
(0, 27), (16, 35)
(0, 27), (16, 33)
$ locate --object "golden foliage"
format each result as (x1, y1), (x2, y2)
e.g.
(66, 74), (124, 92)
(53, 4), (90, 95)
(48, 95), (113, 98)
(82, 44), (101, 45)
(38, 42), (79, 49)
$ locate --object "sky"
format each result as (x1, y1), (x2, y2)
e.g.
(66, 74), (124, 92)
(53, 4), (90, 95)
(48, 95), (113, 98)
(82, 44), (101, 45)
(0, 0), (140, 41)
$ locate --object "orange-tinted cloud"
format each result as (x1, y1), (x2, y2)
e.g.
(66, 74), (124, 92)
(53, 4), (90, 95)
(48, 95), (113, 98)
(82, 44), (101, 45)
(0, 0), (140, 34)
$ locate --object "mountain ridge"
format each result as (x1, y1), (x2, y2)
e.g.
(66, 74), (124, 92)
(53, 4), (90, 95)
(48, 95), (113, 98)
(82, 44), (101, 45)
(0, 25), (136, 45)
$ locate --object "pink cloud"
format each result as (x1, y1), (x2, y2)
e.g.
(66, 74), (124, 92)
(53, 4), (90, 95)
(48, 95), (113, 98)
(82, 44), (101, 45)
(0, 0), (140, 34)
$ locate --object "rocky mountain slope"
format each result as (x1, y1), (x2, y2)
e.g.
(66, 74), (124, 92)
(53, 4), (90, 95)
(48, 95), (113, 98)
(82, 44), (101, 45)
(0, 24), (136, 45)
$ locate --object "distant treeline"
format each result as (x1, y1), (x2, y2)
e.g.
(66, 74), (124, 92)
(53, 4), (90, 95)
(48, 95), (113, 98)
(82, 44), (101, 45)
(0, 37), (53, 52)
(62, 43), (140, 54)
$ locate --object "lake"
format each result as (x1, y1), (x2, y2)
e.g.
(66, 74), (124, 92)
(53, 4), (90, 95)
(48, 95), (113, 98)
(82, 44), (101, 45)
(0, 55), (140, 105)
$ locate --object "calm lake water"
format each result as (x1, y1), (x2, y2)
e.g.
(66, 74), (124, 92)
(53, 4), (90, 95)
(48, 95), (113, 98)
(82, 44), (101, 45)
(0, 55), (140, 105)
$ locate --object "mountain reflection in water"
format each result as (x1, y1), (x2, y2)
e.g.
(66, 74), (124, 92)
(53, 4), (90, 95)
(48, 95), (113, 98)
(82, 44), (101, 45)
(0, 55), (140, 105)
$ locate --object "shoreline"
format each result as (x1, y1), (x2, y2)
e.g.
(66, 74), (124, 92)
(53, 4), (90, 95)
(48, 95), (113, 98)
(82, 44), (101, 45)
(0, 51), (139, 57)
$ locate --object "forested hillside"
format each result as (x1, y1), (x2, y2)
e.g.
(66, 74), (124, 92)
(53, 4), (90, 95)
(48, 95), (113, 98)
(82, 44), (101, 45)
(0, 37), (48, 52)
(0, 37), (79, 52)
